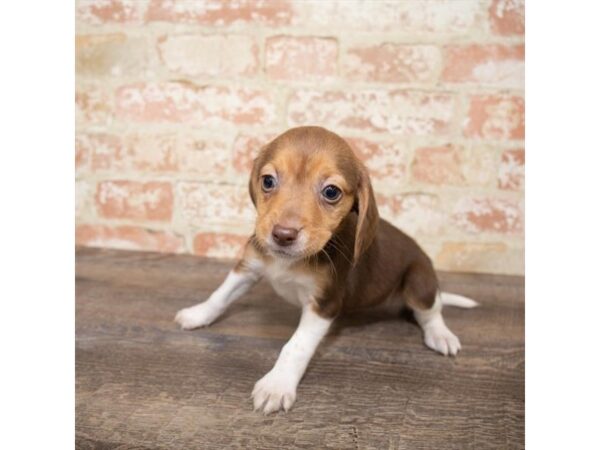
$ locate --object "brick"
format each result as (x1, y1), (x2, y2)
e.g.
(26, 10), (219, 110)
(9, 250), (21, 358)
(146, 0), (294, 26)
(489, 0), (525, 35)
(294, 1), (482, 34)
(453, 197), (523, 234)
(76, 180), (94, 220)
(76, 224), (185, 253)
(76, 132), (123, 171)
(77, 132), (232, 177)
(76, 33), (152, 78)
(377, 193), (446, 236)
(464, 95), (524, 140)
(232, 132), (277, 175)
(498, 149), (525, 190)
(176, 182), (255, 229)
(158, 34), (259, 77)
(176, 135), (233, 177)
(345, 137), (410, 189)
(411, 144), (496, 186)
(443, 45), (524, 88)
(435, 241), (524, 274)
(265, 36), (338, 81)
(75, 137), (90, 172)
(116, 82), (276, 126)
(344, 44), (441, 83)
(193, 232), (247, 259)
(76, 0), (144, 25)
(288, 90), (456, 136)
(76, 84), (113, 125)
(411, 145), (462, 185)
(95, 181), (173, 221)
(121, 133), (177, 172)
(459, 145), (498, 186)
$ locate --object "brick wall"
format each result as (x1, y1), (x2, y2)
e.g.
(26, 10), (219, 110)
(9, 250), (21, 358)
(75, 0), (525, 275)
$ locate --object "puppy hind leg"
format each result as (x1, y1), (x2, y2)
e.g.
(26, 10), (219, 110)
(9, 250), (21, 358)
(412, 294), (462, 356)
(402, 265), (461, 356)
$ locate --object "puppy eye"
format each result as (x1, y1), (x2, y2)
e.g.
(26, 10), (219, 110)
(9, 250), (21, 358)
(322, 185), (342, 203)
(261, 175), (277, 192)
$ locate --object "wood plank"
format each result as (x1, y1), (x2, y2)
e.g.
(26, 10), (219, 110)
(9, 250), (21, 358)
(76, 247), (524, 449)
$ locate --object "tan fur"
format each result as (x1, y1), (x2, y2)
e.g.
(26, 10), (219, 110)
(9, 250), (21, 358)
(249, 131), (357, 261)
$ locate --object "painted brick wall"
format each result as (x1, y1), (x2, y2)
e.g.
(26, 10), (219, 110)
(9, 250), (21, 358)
(75, 0), (525, 275)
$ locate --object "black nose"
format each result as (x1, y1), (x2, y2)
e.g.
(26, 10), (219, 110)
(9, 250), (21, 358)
(272, 225), (299, 247)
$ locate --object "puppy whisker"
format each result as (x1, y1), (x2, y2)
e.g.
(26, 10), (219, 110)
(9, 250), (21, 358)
(327, 238), (353, 266)
(319, 247), (338, 280)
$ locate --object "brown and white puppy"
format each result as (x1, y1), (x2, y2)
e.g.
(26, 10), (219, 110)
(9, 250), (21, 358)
(175, 126), (477, 415)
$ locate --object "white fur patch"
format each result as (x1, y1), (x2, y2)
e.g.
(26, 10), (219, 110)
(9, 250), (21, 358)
(175, 268), (260, 329)
(252, 304), (332, 414)
(413, 293), (462, 356)
(262, 260), (319, 307)
(440, 291), (478, 308)
(420, 315), (462, 356)
(252, 368), (297, 414)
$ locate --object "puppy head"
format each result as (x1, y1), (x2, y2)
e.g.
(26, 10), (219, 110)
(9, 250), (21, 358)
(249, 126), (378, 263)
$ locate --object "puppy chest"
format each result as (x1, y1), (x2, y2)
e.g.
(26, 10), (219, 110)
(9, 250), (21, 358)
(263, 264), (319, 307)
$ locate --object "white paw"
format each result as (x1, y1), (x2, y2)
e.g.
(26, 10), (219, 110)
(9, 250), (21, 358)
(174, 302), (220, 330)
(252, 369), (297, 415)
(423, 324), (462, 356)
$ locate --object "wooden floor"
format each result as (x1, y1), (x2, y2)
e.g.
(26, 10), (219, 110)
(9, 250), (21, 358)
(76, 247), (524, 449)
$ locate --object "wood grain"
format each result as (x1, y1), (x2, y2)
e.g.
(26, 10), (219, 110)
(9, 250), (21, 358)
(76, 247), (524, 449)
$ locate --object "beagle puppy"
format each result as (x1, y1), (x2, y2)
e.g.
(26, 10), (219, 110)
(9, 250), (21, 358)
(175, 126), (477, 415)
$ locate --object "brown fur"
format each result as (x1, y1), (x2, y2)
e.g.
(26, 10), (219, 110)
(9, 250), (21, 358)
(243, 126), (438, 318)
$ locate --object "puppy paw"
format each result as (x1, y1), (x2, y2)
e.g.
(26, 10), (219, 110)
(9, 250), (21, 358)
(423, 324), (462, 356)
(174, 303), (219, 330)
(252, 370), (297, 415)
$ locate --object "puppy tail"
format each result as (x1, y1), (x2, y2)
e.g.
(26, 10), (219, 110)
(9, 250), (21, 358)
(440, 292), (479, 309)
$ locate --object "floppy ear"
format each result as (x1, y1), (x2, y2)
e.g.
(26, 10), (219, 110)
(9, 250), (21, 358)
(352, 164), (379, 264)
(248, 144), (269, 208)
(248, 156), (258, 207)
(248, 143), (275, 208)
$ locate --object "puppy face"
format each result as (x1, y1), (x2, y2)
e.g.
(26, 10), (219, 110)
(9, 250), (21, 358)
(249, 127), (378, 262)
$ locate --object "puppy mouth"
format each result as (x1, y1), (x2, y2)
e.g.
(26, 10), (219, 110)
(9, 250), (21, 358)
(264, 237), (308, 259)
(268, 246), (302, 259)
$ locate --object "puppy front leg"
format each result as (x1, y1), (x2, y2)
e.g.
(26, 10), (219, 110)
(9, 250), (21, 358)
(252, 303), (332, 414)
(175, 266), (260, 330)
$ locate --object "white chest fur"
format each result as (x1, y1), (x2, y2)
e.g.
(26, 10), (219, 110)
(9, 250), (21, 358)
(262, 260), (318, 307)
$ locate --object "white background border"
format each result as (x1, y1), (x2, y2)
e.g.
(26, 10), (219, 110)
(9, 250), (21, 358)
(1, 2), (74, 448)
(527, 1), (600, 448)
